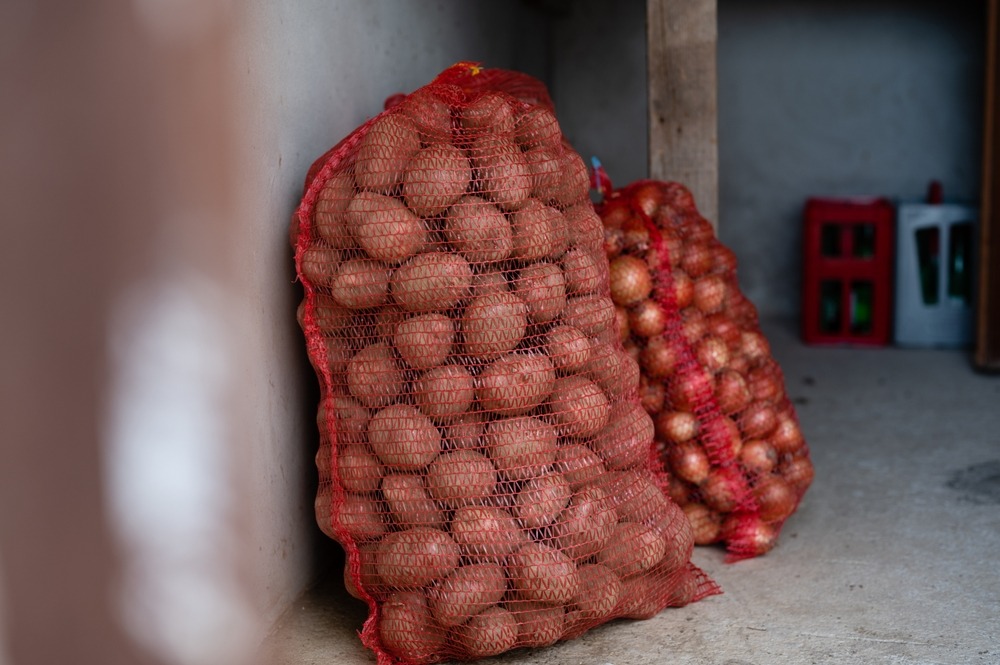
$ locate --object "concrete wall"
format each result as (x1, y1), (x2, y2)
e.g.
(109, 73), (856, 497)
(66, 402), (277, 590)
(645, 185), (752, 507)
(551, 0), (985, 316)
(232, 0), (537, 629)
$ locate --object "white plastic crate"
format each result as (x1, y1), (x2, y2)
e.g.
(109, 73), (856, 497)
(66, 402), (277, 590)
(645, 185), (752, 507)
(894, 203), (977, 347)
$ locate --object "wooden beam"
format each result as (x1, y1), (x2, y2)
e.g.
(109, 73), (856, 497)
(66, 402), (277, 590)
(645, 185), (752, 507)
(977, 0), (1000, 370)
(647, 0), (719, 227)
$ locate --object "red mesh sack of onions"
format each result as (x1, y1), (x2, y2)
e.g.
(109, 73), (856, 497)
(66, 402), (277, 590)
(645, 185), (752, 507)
(595, 179), (815, 560)
(291, 64), (719, 664)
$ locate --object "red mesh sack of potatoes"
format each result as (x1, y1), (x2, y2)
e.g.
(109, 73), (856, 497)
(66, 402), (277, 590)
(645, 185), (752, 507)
(292, 64), (719, 664)
(596, 179), (815, 560)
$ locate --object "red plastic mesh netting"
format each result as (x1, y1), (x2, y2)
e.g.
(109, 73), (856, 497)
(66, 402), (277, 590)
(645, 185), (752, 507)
(595, 179), (815, 560)
(292, 64), (719, 664)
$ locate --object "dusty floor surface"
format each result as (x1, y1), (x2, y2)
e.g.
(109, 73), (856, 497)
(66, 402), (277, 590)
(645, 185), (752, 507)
(261, 319), (1000, 665)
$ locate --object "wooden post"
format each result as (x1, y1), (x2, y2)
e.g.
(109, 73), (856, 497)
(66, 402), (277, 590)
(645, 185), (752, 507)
(647, 0), (719, 228)
(977, 0), (1000, 370)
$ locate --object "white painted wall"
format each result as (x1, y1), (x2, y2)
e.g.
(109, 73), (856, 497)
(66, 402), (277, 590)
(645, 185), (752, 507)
(231, 0), (536, 629)
(551, 1), (985, 316)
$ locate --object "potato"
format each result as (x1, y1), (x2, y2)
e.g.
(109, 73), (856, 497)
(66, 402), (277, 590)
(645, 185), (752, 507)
(336, 445), (383, 494)
(314, 490), (336, 539)
(652, 500), (695, 574)
(401, 88), (453, 141)
(470, 270), (509, 296)
(596, 522), (666, 578)
(403, 144), (471, 217)
(514, 105), (561, 151)
(314, 171), (355, 248)
(346, 343), (404, 408)
(381, 473), (445, 528)
(299, 295), (352, 335)
(317, 395), (370, 444)
(346, 191), (427, 264)
(514, 472), (571, 529)
(354, 114), (421, 193)
(428, 563), (507, 628)
(524, 147), (563, 202)
(455, 606), (518, 659)
(439, 410), (486, 451)
(553, 486), (617, 561)
(376, 527), (460, 588)
(618, 574), (664, 619)
(586, 347), (640, 399)
(425, 450), (497, 509)
(315, 336), (351, 379)
(483, 415), (557, 481)
(461, 92), (516, 135)
(391, 252), (473, 312)
(329, 258), (390, 309)
(561, 246), (608, 295)
(553, 444), (606, 491)
(413, 364), (475, 422)
(511, 601), (564, 648)
(563, 203), (605, 251)
(548, 376), (610, 438)
(552, 149), (589, 208)
(664, 570), (700, 608)
(510, 200), (567, 261)
(300, 245), (340, 288)
(508, 542), (579, 605)
(591, 401), (654, 471)
(562, 295), (615, 337)
(444, 195), (513, 263)
(476, 353), (556, 416)
(334, 492), (386, 541)
(469, 136), (531, 211)
(379, 591), (447, 665)
(450, 506), (522, 562)
(393, 313), (454, 370)
(367, 404), (442, 471)
(602, 471), (670, 525)
(573, 564), (622, 621)
(512, 262), (567, 324)
(545, 325), (592, 373)
(343, 542), (382, 600)
(461, 291), (527, 360)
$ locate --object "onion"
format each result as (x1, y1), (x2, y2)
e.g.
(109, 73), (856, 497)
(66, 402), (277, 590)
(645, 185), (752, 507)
(682, 502), (722, 545)
(601, 205), (631, 230)
(614, 306), (630, 343)
(628, 299), (668, 338)
(740, 331), (771, 363)
(667, 442), (710, 485)
(680, 216), (715, 245)
(700, 471), (739, 513)
(739, 439), (778, 476)
(654, 410), (698, 444)
(666, 473), (692, 505)
(747, 364), (782, 402)
(714, 369), (752, 415)
(633, 182), (664, 217)
(771, 412), (804, 454)
(781, 454), (815, 493)
(695, 335), (729, 372)
(710, 415), (743, 459)
(608, 255), (653, 307)
(713, 245), (738, 272)
(640, 335), (679, 379)
(621, 216), (650, 253)
(660, 233), (684, 269)
(706, 312), (741, 350)
(638, 375), (666, 414)
(673, 271), (694, 309)
(727, 291), (758, 325)
(723, 515), (778, 556)
(740, 401), (778, 439)
(679, 242), (712, 277)
(667, 366), (714, 412)
(727, 354), (751, 375)
(603, 227), (625, 259)
(753, 476), (797, 523)
(692, 275), (726, 314)
(681, 310), (707, 345)
(622, 338), (642, 363)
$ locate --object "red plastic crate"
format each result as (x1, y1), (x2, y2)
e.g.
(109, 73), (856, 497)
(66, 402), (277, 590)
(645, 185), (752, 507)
(801, 197), (894, 345)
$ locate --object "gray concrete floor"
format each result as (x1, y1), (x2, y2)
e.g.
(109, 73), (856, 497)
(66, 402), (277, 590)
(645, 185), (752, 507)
(261, 319), (1000, 665)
